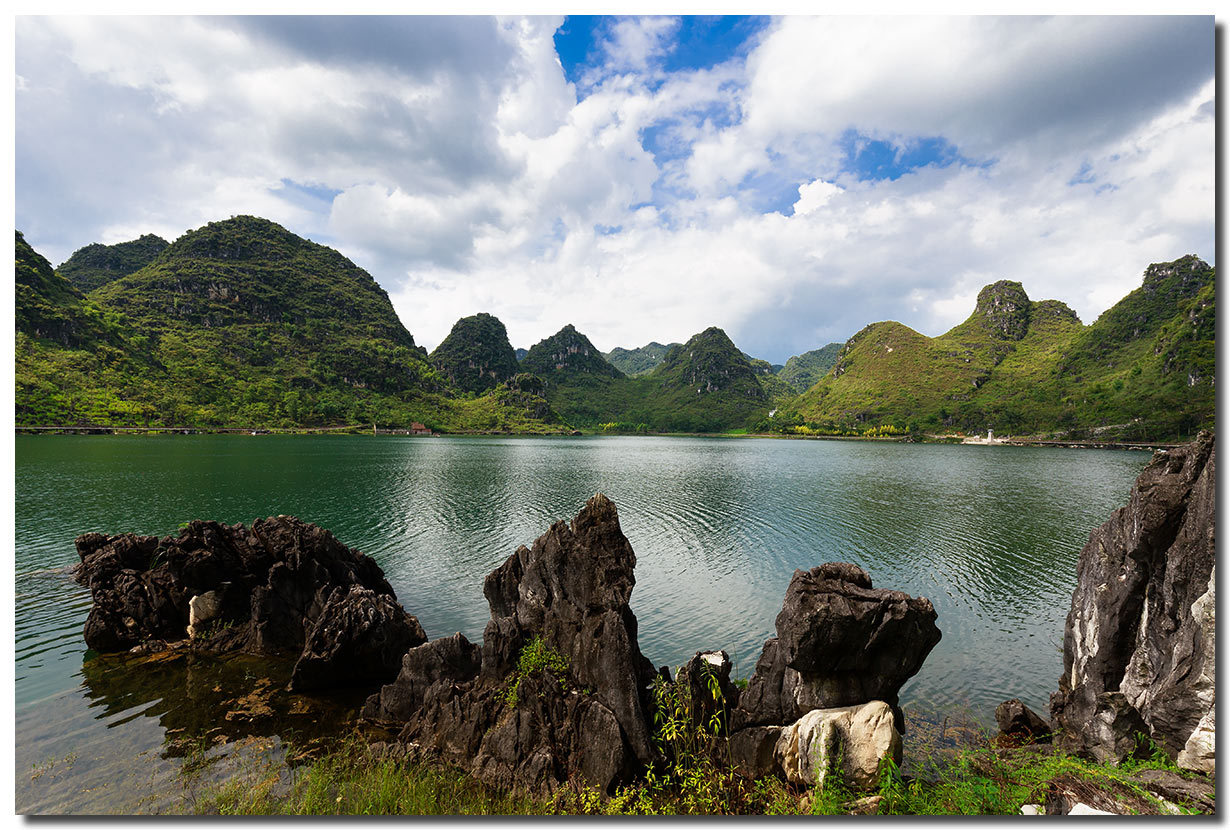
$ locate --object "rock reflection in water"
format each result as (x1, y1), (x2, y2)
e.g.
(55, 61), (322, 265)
(18, 650), (369, 814)
(80, 649), (368, 752)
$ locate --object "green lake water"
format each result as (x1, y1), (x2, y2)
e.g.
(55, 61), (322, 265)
(14, 434), (1150, 812)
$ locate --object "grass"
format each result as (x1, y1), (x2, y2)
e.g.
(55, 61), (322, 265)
(184, 724), (1210, 816)
(191, 736), (540, 815)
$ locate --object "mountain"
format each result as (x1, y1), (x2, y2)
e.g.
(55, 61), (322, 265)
(515, 347), (528, 361)
(57, 233), (169, 292)
(783, 257), (1215, 440)
(16, 218), (564, 433)
(635, 327), (771, 431)
(15, 231), (119, 349)
(742, 352), (784, 374)
(429, 312), (520, 394)
(605, 341), (680, 376)
(778, 344), (842, 391)
(522, 324), (623, 380)
(523, 324), (775, 432)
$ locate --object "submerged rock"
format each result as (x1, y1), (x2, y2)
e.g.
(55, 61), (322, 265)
(733, 562), (941, 733)
(75, 516), (425, 691)
(1050, 432), (1216, 771)
(365, 493), (658, 795)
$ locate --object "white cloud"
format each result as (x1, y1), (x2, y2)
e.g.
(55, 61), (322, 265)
(792, 179), (842, 216)
(16, 15), (1214, 362)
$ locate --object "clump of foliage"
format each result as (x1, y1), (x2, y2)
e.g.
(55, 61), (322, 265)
(501, 636), (571, 708)
(599, 422), (649, 434)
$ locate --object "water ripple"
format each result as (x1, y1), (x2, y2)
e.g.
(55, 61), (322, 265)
(16, 434), (1148, 811)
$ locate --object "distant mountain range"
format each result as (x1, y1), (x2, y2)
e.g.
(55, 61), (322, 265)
(14, 216), (1215, 441)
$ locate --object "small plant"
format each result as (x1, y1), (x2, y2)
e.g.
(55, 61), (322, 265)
(501, 636), (570, 708)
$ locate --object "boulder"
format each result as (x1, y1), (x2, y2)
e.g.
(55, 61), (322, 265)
(733, 562), (941, 733)
(290, 586), (427, 691)
(365, 494), (658, 795)
(995, 698), (1051, 742)
(1051, 433), (1216, 771)
(75, 516), (422, 691)
(774, 701), (901, 791)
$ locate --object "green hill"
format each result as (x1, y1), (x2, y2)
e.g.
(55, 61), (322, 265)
(605, 341), (679, 376)
(429, 312), (520, 394)
(522, 324), (623, 380)
(16, 219), (565, 433)
(637, 327), (771, 431)
(15, 231), (122, 349)
(57, 233), (169, 292)
(524, 325), (775, 432)
(782, 258), (1214, 441)
(778, 343), (842, 391)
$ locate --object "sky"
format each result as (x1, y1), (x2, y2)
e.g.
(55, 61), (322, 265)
(14, 15), (1216, 363)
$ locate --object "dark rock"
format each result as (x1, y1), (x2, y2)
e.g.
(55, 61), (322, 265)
(1051, 433), (1215, 771)
(675, 650), (740, 735)
(733, 562), (941, 732)
(75, 516), (421, 692)
(995, 698), (1051, 742)
(362, 632), (481, 723)
(365, 494), (658, 795)
(728, 726), (783, 778)
(290, 586), (427, 691)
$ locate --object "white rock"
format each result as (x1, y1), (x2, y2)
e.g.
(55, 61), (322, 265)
(1019, 804), (1043, 815)
(1068, 803), (1117, 816)
(774, 701), (901, 790)
(187, 590), (222, 638)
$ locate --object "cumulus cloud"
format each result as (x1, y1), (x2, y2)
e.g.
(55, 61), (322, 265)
(16, 15), (1214, 363)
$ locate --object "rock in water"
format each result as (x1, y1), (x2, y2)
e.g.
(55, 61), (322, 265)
(365, 493), (658, 795)
(733, 562), (941, 732)
(290, 586), (427, 691)
(1051, 432), (1216, 772)
(995, 698), (1052, 742)
(75, 516), (425, 690)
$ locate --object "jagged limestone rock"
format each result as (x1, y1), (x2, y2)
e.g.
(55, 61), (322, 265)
(1051, 432), (1216, 772)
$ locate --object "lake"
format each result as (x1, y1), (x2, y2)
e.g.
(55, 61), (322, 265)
(15, 434), (1149, 812)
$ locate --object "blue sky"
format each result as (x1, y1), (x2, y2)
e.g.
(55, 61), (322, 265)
(15, 16), (1215, 363)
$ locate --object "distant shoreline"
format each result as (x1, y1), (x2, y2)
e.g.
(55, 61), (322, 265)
(15, 425), (1180, 452)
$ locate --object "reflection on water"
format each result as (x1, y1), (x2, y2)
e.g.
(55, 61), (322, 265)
(15, 434), (1148, 813)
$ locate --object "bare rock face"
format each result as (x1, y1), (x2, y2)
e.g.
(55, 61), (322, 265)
(733, 562), (941, 733)
(1050, 432), (1216, 772)
(364, 494), (658, 795)
(75, 516), (424, 690)
(775, 701), (902, 791)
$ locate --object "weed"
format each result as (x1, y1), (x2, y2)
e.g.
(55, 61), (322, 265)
(500, 636), (569, 708)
